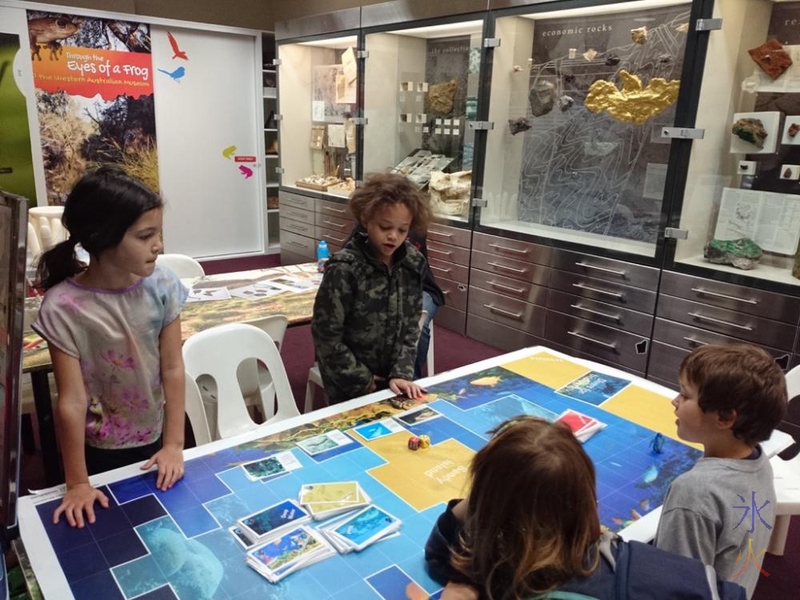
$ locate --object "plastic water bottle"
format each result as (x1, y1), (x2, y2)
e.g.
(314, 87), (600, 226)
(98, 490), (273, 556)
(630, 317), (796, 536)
(317, 239), (329, 272)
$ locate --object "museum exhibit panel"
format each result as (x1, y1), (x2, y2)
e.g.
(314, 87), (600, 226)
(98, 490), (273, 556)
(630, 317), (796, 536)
(276, 9), (362, 265)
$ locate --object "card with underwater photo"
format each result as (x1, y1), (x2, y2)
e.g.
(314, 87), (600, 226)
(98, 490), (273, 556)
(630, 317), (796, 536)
(238, 499), (311, 542)
(246, 526), (332, 582)
(353, 418), (406, 441)
(556, 371), (631, 406)
(332, 505), (401, 551)
(296, 430), (353, 456)
(299, 481), (361, 505)
(394, 404), (442, 427)
(229, 525), (256, 549)
(241, 450), (302, 482)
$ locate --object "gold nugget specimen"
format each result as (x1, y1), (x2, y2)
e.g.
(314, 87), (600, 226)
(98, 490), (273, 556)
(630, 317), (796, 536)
(585, 70), (680, 125)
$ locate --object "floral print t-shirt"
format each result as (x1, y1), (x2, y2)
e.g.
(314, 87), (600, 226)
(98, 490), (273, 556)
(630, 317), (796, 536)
(33, 266), (188, 449)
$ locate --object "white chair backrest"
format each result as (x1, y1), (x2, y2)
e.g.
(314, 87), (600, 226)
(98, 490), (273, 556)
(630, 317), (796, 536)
(244, 315), (289, 350)
(28, 206), (66, 254)
(238, 315), (290, 415)
(156, 253), (205, 279)
(184, 371), (212, 446)
(785, 364), (800, 401)
(183, 323), (298, 439)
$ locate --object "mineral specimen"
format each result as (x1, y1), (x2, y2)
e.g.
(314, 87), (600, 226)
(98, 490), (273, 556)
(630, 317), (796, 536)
(558, 95), (575, 111)
(605, 54), (620, 66)
(585, 70), (680, 124)
(508, 117), (532, 135)
(731, 118), (768, 149)
(789, 123), (800, 138)
(631, 26), (648, 44)
(785, 167), (793, 179)
(748, 39), (793, 80)
(529, 80), (556, 116)
(429, 79), (458, 114)
(676, 23), (689, 34)
(583, 48), (598, 61)
(429, 170), (471, 218)
(703, 238), (763, 270)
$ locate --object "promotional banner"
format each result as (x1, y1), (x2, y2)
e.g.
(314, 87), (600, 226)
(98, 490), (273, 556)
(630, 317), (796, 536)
(27, 11), (158, 203)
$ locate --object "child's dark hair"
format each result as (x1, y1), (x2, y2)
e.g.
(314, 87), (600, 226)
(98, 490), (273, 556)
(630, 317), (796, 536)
(36, 167), (162, 290)
(452, 417), (601, 600)
(680, 343), (787, 445)
(349, 172), (431, 233)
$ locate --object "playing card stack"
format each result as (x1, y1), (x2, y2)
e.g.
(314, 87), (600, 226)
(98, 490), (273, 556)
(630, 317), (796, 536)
(298, 481), (371, 520)
(246, 526), (336, 583)
(317, 505), (402, 553)
(235, 498), (312, 546)
(555, 409), (607, 443)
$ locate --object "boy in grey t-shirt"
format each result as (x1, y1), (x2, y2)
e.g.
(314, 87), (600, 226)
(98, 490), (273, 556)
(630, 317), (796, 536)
(655, 344), (787, 599)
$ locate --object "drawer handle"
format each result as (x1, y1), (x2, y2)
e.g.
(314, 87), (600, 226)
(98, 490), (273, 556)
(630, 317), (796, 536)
(570, 303), (621, 322)
(687, 312), (753, 331)
(488, 280), (525, 295)
(323, 233), (346, 244)
(567, 330), (617, 350)
(484, 303), (524, 321)
(322, 220), (347, 230)
(429, 247), (452, 258)
(682, 336), (709, 347)
(575, 262), (626, 277)
(690, 287), (758, 305)
(429, 230), (453, 238)
(430, 265), (452, 275)
(572, 282), (623, 299)
(489, 243), (529, 256)
(488, 261), (527, 275)
(288, 240), (306, 249)
(322, 205), (347, 214)
(442, 289), (450, 295)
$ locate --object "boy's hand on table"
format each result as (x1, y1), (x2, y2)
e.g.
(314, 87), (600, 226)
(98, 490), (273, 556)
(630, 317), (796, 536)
(389, 378), (426, 399)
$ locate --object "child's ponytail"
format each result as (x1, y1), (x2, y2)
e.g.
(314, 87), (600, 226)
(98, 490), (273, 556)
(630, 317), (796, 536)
(36, 236), (86, 290)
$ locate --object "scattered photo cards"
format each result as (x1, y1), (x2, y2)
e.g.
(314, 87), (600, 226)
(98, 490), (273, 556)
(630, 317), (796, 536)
(246, 526), (335, 583)
(237, 499), (311, 544)
(299, 480), (370, 520)
(318, 505), (401, 553)
(228, 284), (285, 300)
(352, 419), (406, 441)
(186, 287), (232, 303)
(394, 405), (442, 426)
(555, 409), (607, 443)
(241, 451), (302, 482)
(556, 372), (631, 406)
(296, 430), (353, 456)
(266, 275), (318, 293)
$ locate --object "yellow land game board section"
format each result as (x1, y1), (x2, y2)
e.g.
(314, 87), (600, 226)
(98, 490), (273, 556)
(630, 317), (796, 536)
(601, 386), (701, 450)
(502, 351), (590, 390)
(356, 432), (473, 511)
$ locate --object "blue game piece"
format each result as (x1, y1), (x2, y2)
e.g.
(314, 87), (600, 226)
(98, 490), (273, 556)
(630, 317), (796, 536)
(650, 433), (665, 454)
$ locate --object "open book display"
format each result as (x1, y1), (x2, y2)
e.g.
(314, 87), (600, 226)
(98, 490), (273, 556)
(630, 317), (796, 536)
(714, 187), (800, 255)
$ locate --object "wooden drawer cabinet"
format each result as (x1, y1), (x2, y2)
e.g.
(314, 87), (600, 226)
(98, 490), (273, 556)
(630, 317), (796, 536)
(315, 212), (353, 233)
(471, 250), (549, 286)
(548, 289), (653, 338)
(281, 229), (316, 259)
(435, 305), (466, 336)
(470, 268), (548, 306)
(472, 232), (550, 265)
(281, 204), (314, 225)
(551, 249), (659, 290)
(468, 286), (546, 337)
(428, 241), (470, 265)
(549, 269), (657, 314)
(315, 227), (348, 248)
(430, 258), (468, 285)
(317, 198), (353, 220)
(467, 314), (544, 353)
(280, 215), (315, 237)
(280, 190), (315, 211)
(438, 277), (468, 312)
(428, 223), (471, 248)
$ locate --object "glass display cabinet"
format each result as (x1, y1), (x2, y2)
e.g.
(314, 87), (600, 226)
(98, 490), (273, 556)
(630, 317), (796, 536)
(275, 9), (361, 264)
(362, 5), (487, 225)
(479, 0), (692, 260)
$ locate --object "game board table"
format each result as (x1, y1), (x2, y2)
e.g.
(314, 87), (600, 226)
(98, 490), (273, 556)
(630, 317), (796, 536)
(17, 346), (792, 600)
(21, 263), (321, 486)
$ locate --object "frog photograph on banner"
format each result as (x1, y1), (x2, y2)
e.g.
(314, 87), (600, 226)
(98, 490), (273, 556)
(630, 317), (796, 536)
(26, 11), (158, 204)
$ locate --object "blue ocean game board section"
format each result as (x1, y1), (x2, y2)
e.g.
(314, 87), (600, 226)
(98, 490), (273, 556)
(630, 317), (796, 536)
(34, 367), (700, 599)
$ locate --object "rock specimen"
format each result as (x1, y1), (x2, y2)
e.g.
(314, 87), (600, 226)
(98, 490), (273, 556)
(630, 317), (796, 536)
(529, 80), (556, 116)
(789, 123), (800, 138)
(676, 23), (689, 34)
(558, 95), (575, 111)
(703, 238), (763, 270)
(585, 70), (680, 124)
(508, 117), (532, 135)
(605, 54), (620, 66)
(731, 118), (768, 149)
(631, 26), (648, 44)
(785, 167), (793, 179)
(429, 79), (458, 114)
(583, 48), (598, 61)
(748, 39), (793, 80)
(429, 170), (471, 218)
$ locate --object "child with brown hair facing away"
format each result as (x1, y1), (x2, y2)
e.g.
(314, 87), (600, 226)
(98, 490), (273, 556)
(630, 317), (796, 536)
(655, 344), (787, 598)
(311, 172), (432, 404)
(32, 167), (188, 528)
(425, 417), (747, 600)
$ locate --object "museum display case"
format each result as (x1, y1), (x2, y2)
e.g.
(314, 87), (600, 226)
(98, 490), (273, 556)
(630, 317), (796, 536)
(362, 13), (487, 224)
(262, 32), (280, 251)
(479, 0), (692, 261)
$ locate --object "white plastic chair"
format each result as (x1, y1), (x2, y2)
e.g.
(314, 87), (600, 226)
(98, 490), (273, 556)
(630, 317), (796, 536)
(29, 206), (66, 252)
(184, 371), (212, 447)
(304, 310), (435, 413)
(155, 253), (205, 279)
(767, 365), (800, 554)
(183, 323), (299, 439)
(237, 315), (289, 420)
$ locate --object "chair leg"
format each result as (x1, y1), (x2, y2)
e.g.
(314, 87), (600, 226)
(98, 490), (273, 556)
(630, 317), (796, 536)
(21, 414), (36, 455)
(767, 515), (791, 555)
(304, 381), (316, 414)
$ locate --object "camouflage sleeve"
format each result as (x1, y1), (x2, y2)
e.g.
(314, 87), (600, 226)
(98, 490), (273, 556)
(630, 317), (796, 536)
(389, 287), (422, 381)
(311, 262), (373, 399)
